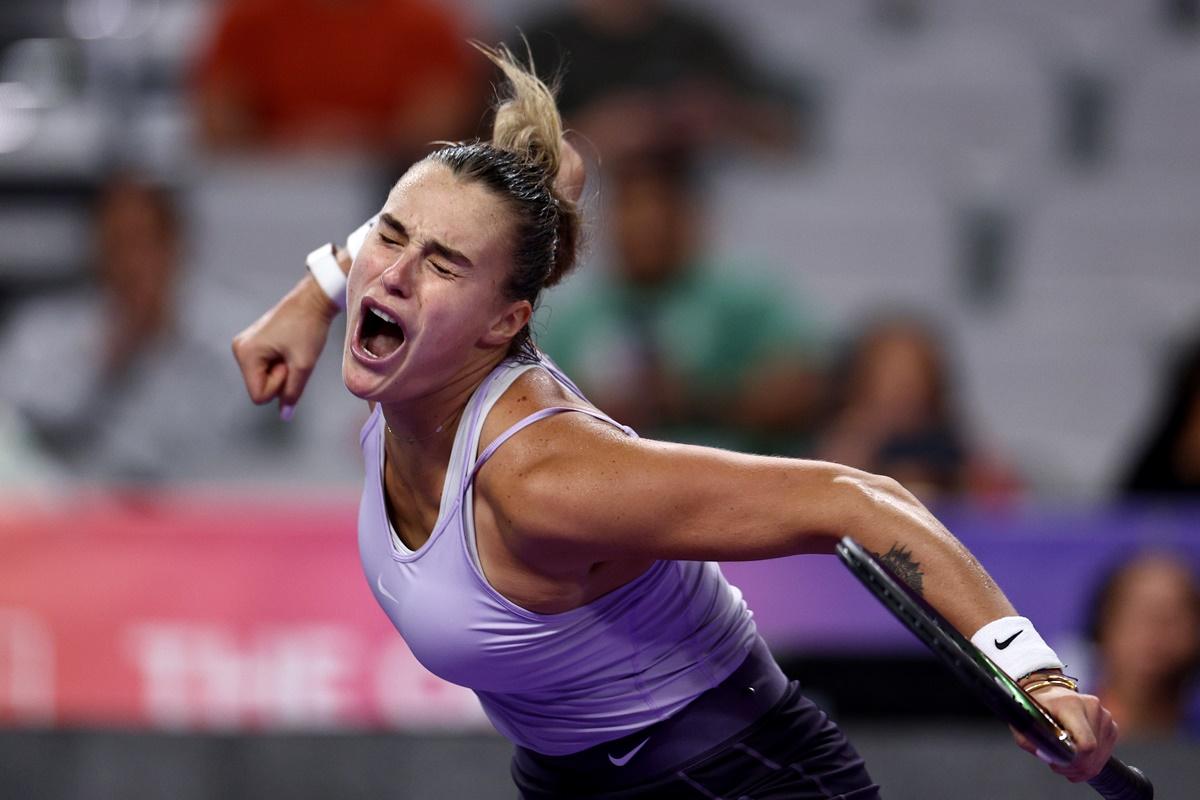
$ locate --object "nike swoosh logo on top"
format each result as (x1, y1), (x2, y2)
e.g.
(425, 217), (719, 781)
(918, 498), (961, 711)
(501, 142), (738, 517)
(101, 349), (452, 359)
(608, 737), (651, 767)
(377, 574), (399, 604)
(995, 630), (1023, 650)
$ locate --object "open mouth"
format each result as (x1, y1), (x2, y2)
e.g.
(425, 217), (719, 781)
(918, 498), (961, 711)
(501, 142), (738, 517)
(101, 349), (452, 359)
(359, 304), (406, 359)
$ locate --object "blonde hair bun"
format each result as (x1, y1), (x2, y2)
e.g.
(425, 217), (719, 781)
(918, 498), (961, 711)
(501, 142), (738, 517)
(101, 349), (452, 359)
(473, 41), (563, 185)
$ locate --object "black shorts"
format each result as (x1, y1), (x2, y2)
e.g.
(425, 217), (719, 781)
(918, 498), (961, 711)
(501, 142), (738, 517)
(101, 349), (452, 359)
(512, 638), (881, 799)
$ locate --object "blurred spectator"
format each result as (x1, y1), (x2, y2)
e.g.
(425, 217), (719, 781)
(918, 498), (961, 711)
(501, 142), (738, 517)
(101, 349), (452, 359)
(817, 315), (1015, 503)
(1165, 0), (1200, 33)
(1119, 327), (1200, 497)
(517, 0), (799, 160)
(539, 149), (822, 452)
(194, 0), (482, 155)
(1086, 552), (1200, 738)
(0, 174), (263, 482)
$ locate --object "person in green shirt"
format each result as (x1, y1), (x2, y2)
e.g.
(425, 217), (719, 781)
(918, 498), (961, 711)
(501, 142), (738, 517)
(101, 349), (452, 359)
(539, 148), (823, 453)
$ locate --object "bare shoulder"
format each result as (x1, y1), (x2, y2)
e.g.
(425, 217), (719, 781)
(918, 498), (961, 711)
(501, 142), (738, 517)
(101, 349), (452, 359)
(477, 366), (582, 446)
(476, 365), (631, 484)
(473, 367), (634, 544)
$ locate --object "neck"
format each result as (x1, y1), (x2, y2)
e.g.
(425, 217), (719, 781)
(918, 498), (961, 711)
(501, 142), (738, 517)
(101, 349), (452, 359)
(380, 354), (504, 472)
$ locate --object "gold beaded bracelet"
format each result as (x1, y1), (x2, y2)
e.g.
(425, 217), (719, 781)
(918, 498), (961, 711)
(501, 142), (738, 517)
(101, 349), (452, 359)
(1020, 674), (1079, 694)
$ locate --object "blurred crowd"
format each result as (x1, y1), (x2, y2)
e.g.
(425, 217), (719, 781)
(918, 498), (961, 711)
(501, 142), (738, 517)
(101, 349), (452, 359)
(0, 0), (1197, 503)
(0, 0), (1198, 738)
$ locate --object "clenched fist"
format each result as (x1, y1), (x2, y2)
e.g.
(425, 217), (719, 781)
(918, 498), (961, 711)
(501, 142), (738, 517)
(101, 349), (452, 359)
(1012, 683), (1119, 783)
(232, 254), (346, 418)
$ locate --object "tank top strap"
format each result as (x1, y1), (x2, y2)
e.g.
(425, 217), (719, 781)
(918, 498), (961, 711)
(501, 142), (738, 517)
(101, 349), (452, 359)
(536, 351), (590, 402)
(458, 364), (516, 442)
(465, 405), (636, 489)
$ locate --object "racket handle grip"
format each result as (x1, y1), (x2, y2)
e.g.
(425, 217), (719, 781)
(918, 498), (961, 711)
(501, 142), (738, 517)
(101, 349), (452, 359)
(1087, 757), (1153, 800)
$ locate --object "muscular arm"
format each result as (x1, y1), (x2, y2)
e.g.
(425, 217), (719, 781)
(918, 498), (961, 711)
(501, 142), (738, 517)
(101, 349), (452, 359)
(482, 413), (1118, 782)
(483, 414), (1014, 637)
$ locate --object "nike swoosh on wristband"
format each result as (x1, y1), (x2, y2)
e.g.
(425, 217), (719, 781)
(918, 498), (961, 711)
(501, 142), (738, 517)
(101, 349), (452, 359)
(995, 630), (1023, 650)
(608, 737), (651, 767)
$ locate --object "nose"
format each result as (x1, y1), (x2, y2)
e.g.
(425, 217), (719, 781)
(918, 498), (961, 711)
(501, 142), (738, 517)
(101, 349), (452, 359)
(380, 250), (417, 297)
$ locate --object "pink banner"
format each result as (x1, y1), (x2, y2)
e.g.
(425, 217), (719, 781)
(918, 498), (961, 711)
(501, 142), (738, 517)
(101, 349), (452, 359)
(7, 491), (1193, 731)
(0, 491), (488, 731)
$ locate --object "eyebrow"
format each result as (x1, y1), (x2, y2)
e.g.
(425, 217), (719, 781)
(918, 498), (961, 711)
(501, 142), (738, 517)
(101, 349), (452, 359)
(379, 212), (475, 269)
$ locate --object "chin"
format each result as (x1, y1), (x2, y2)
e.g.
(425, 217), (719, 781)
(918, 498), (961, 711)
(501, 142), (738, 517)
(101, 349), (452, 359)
(342, 352), (390, 401)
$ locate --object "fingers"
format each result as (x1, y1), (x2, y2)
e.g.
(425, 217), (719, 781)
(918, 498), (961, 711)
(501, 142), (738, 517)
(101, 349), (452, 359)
(1063, 705), (1099, 757)
(262, 361), (287, 405)
(232, 331), (282, 405)
(278, 361), (313, 420)
(233, 346), (307, 421)
(232, 275), (335, 411)
(1066, 698), (1113, 779)
(1010, 727), (1063, 768)
(1031, 691), (1119, 783)
(1009, 726), (1036, 755)
(231, 331), (316, 416)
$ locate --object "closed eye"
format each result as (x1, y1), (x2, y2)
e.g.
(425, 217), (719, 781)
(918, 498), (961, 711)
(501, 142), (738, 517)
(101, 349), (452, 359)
(429, 260), (454, 277)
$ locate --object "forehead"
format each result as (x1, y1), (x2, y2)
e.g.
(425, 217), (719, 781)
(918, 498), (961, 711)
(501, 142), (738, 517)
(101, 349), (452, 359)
(383, 161), (512, 260)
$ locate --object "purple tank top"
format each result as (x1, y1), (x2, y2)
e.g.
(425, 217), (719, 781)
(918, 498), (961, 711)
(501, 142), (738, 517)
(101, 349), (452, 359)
(357, 355), (758, 755)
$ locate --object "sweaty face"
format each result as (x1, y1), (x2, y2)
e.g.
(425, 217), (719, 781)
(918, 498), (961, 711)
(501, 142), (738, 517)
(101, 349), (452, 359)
(342, 162), (520, 403)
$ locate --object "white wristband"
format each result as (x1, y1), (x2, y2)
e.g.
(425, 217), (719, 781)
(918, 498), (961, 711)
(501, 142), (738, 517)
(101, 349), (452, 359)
(346, 214), (378, 260)
(971, 616), (1063, 680)
(305, 215), (377, 310)
(305, 243), (347, 310)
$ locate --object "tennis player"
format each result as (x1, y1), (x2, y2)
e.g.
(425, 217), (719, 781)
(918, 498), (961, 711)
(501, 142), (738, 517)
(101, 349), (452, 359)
(233, 45), (1117, 799)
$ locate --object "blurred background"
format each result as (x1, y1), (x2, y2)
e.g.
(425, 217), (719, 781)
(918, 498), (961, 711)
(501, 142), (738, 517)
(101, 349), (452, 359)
(1, 0), (1199, 797)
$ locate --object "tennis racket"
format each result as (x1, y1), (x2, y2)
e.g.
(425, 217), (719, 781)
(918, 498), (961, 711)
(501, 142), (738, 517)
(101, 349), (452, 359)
(835, 536), (1153, 800)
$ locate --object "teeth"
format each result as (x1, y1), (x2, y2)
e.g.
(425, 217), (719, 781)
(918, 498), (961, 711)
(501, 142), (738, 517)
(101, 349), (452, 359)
(369, 306), (399, 325)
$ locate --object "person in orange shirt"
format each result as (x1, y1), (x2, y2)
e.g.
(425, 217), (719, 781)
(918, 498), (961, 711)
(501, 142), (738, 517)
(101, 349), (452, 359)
(195, 0), (483, 155)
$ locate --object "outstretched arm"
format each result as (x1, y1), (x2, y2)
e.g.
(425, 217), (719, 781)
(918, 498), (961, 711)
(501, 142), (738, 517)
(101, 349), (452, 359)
(481, 415), (1118, 781)
(490, 424), (1011, 631)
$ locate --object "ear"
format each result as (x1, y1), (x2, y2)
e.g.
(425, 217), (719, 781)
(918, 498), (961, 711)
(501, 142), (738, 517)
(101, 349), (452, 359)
(481, 299), (533, 347)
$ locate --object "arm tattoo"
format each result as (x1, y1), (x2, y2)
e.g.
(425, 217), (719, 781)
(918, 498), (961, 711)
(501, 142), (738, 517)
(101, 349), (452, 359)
(873, 543), (925, 596)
